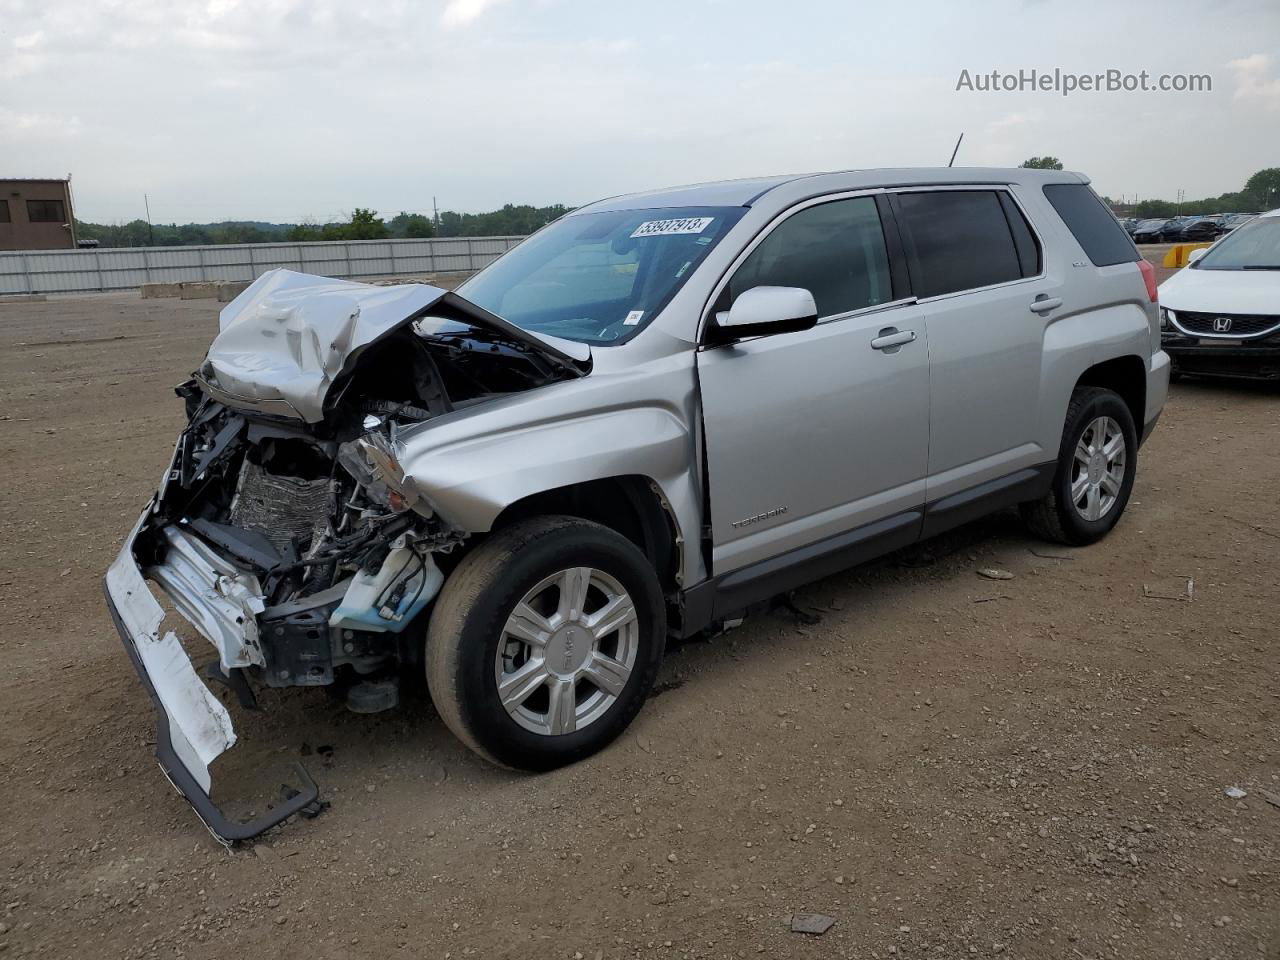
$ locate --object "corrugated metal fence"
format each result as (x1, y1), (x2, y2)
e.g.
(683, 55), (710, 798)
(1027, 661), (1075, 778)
(0, 236), (525, 295)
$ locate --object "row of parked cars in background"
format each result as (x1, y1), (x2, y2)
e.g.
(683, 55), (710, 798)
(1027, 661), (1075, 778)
(1121, 212), (1258, 244)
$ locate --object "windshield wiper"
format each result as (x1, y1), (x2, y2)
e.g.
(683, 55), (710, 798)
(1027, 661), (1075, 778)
(1241, 265), (1280, 270)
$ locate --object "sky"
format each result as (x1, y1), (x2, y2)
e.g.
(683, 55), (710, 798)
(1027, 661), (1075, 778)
(2, 0), (1278, 224)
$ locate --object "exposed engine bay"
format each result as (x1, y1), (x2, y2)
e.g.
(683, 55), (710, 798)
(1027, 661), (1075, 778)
(140, 290), (583, 702)
(103, 271), (590, 841)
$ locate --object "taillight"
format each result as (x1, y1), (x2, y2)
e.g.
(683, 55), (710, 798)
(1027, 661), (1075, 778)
(1137, 259), (1158, 303)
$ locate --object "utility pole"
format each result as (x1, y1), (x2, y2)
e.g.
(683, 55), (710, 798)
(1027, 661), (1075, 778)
(144, 194), (156, 246)
(433, 196), (439, 230)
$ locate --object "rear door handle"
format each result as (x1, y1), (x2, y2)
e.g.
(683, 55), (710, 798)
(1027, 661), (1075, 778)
(1029, 296), (1063, 314)
(870, 329), (916, 350)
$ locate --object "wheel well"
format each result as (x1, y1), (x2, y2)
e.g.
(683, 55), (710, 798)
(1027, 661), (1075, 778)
(1076, 356), (1145, 431)
(489, 476), (680, 591)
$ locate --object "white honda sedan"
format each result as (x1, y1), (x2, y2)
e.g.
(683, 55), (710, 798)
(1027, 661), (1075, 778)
(1158, 209), (1280, 380)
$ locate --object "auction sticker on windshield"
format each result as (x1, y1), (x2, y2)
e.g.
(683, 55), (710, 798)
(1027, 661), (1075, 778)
(631, 217), (715, 238)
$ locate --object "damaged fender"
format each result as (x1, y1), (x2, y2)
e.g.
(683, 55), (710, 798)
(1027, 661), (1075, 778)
(393, 405), (692, 535)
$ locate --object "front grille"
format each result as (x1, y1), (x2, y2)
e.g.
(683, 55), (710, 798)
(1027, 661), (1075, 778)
(1174, 311), (1280, 337)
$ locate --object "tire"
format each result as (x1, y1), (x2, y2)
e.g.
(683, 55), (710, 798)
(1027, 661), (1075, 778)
(1021, 387), (1138, 546)
(425, 515), (666, 770)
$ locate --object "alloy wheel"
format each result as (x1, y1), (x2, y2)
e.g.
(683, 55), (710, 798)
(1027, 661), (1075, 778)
(494, 567), (639, 736)
(1070, 415), (1126, 522)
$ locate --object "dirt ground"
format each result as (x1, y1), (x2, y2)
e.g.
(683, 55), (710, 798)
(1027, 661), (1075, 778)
(1, 259), (1277, 960)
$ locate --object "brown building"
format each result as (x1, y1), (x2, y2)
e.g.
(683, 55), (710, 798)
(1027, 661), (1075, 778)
(0, 178), (77, 251)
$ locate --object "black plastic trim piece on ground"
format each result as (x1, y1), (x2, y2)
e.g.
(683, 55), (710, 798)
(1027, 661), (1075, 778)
(102, 580), (321, 845)
(676, 509), (922, 636)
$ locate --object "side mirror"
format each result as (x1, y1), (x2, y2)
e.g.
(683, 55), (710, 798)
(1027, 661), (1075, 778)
(706, 286), (818, 345)
(1187, 248), (1207, 265)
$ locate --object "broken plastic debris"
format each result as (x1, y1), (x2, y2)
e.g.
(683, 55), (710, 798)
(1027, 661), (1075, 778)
(977, 568), (1015, 581)
(791, 913), (836, 935)
(1142, 578), (1194, 601)
(1224, 786), (1247, 799)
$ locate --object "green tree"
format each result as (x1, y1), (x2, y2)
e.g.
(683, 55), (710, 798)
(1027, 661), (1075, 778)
(433, 203), (571, 238)
(1134, 200), (1177, 218)
(388, 211), (435, 238)
(346, 207), (389, 240)
(1019, 156), (1064, 170)
(289, 222), (324, 242)
(1241, 168), (1280, 211)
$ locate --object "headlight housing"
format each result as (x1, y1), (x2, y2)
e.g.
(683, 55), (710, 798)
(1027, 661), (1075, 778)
(1159, 307), (1175, 331)
(338, 433), (429, 516)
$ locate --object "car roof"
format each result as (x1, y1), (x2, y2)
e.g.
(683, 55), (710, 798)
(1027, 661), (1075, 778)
(576, 166), (1087, 214)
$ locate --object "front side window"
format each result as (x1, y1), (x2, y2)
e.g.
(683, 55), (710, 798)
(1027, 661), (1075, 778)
(721, 196), (893, 319)
(457, 205), (746, 344)
(893, 190), (1026, 298)
(26, 199), (65, 222)
(1195, 217), (1280, 270)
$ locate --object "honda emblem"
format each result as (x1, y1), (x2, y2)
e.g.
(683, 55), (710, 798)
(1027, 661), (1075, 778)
(1213, 317), (1233, 333)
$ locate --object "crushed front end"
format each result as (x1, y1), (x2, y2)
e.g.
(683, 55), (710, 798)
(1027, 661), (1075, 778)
(104, 270), (586, 842)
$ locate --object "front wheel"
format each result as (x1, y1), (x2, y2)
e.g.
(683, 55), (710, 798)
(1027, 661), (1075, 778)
(1021, 386), (1138, 546)
(425, 516), (666, 770)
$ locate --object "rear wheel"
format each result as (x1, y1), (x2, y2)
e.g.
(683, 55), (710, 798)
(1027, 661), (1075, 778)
(425, 516), (666, 770)
(1021, 387), (1138, 545)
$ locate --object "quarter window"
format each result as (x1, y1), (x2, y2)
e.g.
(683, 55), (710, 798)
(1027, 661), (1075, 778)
(999, 193), (1042, 277)
(893, 190), (1029, 298)
(1042, 183), (1139, 267)
(26, 200), (65, 223)
(723, 197), (893, 319)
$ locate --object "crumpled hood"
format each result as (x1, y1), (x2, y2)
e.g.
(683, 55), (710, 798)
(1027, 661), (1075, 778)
(203, 269), (588, 422)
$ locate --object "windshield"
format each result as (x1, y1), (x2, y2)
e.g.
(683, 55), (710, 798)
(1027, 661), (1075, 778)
(456, 206), (746, 345)
(1195, 217), (1280, 270)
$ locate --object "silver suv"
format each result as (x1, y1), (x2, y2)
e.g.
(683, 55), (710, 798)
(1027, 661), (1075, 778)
(105, 167), (1170, 840)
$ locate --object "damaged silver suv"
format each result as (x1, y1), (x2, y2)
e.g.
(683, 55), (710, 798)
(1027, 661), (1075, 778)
(105, 168), (1170, 840)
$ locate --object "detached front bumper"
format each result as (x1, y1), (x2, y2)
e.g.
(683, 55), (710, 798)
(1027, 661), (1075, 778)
(103, 511), (320, 844)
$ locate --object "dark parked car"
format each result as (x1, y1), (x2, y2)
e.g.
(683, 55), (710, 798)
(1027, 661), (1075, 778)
(1177, 215), (1227, 242)
(1159, 217), (1197, 242)
(1222, 213), (1258, 234)
(1132, 219), (1170, 243)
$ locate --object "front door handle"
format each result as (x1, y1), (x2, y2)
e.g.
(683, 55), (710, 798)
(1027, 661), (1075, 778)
(1029, 296), (1063, 314)
(870, 328), (917, 351)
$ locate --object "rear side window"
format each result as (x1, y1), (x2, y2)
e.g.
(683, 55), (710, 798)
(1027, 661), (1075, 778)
(725, 196), (893, 318)
(893, 191), (1029, 298)
(1042, 183), (1139, 267)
